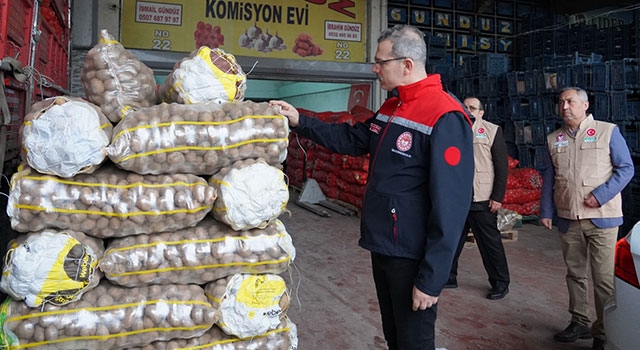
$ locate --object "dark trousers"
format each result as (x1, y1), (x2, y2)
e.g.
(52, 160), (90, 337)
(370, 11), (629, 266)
(371, 252), (437, 350)
(450, 206), (510, 289)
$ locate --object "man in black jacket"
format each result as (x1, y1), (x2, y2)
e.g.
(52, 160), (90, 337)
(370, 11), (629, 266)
(446, 96), (510, 300)
(271, 25), (474, 350)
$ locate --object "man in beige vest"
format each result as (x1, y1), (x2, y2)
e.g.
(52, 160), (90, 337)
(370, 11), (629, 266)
(447, 97), (510, 300)
(540, 87), (633, 350)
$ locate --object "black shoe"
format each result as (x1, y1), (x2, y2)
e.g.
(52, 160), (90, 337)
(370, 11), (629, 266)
(486, 286), (508, 300)
(444, 279), (458, 289)
(554, 322), (592, 343)
(592, 338), (605, 350)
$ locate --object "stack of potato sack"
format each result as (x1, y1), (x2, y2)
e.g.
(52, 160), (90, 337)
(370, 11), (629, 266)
(284, 108), (374, 208)
(502, 156), (543, 217)
(285, 108), (318, 189)
(1, 29), (297, 350)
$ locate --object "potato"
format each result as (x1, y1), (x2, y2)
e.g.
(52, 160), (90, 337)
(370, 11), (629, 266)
(2, 281), (218, 350)
(99, 218), (295, 287)
(6, 165), (217, 238)
(107, 100), (289, 175)
(130, 317), (298, 350)
(80, 29), (157, 123)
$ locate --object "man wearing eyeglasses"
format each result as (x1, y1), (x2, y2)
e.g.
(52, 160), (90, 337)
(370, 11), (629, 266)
(446, 97), (510, 301)
(271, 24), (474, 350)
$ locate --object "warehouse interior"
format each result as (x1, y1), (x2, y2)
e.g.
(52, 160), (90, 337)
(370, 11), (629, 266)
(1, 0), (639, 349)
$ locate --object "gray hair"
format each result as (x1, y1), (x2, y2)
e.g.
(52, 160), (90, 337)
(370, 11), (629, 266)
(377, 25), (427, 67)
(559, 87), (589, 102)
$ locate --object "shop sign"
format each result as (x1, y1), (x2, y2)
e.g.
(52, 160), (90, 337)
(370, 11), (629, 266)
(120, 0), (367, 62)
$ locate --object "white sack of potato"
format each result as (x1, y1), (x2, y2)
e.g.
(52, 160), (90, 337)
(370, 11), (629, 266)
(107, 100), (288, 175)
(159, 46), (246, 104)
(99, 217), (295, 287)
(0, 281), (218, 350)
(81, 29), (157, 122)
(20, 96), (112, 178)
(132, 316), (298, 350)
(204, 273), (290, 338)
(210, 159), (288, 231)
(0, 229), (104, 308)
(6, 164), (216, 238)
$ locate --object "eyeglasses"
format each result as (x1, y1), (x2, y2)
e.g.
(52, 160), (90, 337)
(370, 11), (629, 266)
(372, 57), (407, 67)
(466, 106), (482, 111)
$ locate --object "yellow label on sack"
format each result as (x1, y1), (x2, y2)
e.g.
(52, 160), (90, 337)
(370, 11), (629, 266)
(236, 275), (286, 309)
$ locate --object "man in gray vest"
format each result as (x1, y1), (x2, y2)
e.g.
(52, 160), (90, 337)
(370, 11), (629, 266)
(540, 87), (633, 350)
(447, 96), (510, 300)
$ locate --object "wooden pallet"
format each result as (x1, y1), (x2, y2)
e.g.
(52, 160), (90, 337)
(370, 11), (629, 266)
(466, 229), (518, 244)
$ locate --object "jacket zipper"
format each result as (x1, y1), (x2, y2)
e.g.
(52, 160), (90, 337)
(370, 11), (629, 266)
(368, 101), (401, 172)
(391, 207), (398, 243)
(364, 101), (401, 244)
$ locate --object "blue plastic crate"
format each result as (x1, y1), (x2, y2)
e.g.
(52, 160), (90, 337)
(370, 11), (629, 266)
(556, 66), (572, 89)
(541, 94), (556, 117)
(609, 59), (638, 91)
(610, 91), (639, 122)
(517, 145), (533, 168)
(508, 98), (529, 120)
(534, 70), (548, 94)
(524, 71), (536, 96)
(591, 92), (610, 121)
(478, 76), (499, 98)
(543, 119), (558, 136)
(627, 100), (640, 121)
(528, 96), (542, 120)
(483, 97), (503, 121)
(514, 121), (527, 145)
(530, 121), (545, 145)
(507, 72), (525, 96)
(572, 52), (603, 65)
(571, 64), (586, 88)
(503, 120), (515, 143)
(464, 77), (477, 97)
(621, 123), (638, 153)
(533, 146), (547, 170)
(590, 63), (609, 92)
(476, 53), (510, 76)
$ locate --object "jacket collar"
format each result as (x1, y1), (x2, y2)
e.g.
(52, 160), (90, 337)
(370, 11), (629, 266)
(395, 74), (442, 102)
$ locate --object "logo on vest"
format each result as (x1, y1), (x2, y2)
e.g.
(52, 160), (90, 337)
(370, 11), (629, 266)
(476, 127), (487, 139)
(554, 132), (568, 147)
(584, 128), (597, 143)
(396, 131), (413, 152)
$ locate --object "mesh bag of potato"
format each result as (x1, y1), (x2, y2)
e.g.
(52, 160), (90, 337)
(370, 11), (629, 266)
(204, 273), (290, 338)
(107, 100), (288, 175)
(0, 230), (104, 308)
(20, 96), (113, 178)
(81, 29), (157, 123)
(158, 46), (246, 104)
(132, 316), (298, 350)
(0, 281), (218, 350)
(7, 164), (217, 238)
(99, 217), (295, 287)
(209, 159), (288, 231)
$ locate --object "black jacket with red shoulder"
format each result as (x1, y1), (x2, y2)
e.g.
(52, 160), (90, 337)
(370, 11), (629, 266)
(293, 74), (474, 296)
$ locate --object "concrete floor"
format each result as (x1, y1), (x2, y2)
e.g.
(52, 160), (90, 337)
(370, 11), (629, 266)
(280, 198), (601, 350)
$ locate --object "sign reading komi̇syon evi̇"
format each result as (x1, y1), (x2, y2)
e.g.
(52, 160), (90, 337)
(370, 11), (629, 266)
(121, 0), (367, 63)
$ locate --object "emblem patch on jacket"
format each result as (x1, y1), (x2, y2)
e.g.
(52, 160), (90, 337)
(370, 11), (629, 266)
(396, 131), (413, 152)
(475, 127), (487, 138)
(370, 123), (382, 134)
(554, 132), (568, 147)
(584, 128), (597, 142)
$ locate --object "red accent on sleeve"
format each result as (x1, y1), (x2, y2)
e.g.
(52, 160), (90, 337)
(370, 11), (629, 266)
(444, 146), (461, 166)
